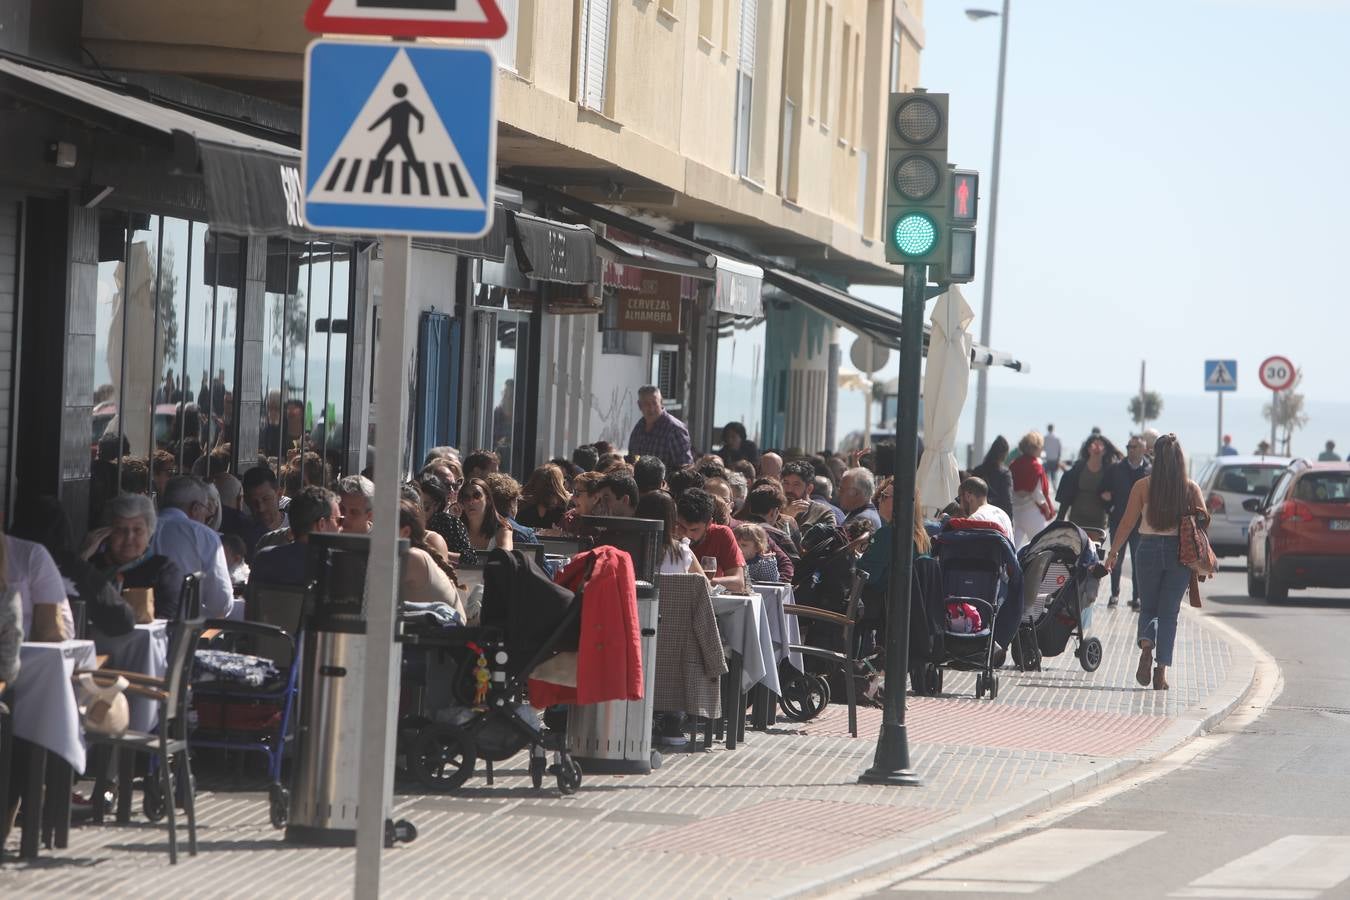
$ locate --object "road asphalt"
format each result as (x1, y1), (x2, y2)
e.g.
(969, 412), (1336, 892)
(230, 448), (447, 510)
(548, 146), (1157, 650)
(862, 563), (1350, 900)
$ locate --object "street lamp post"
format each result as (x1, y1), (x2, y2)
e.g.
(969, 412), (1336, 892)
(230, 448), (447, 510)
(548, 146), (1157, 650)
(968, 1), (1011, 461)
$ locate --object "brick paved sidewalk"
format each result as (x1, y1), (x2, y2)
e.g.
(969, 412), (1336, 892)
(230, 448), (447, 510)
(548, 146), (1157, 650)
(1, 601), (1252, 899)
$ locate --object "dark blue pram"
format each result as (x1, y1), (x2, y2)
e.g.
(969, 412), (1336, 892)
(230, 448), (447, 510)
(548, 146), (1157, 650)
(1013, 522), (1106, 673)
(912, 521), (1023, 699)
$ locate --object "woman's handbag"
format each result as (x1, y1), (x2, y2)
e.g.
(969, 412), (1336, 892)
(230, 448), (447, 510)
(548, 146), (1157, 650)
(1178, 507), (1217, 577)
(72, 672), (131, 737)
(1179, 506), (1217, 609)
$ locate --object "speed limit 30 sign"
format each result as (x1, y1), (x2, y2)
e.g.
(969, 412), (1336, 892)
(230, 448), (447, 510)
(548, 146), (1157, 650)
(1259, 355), (1296, 391)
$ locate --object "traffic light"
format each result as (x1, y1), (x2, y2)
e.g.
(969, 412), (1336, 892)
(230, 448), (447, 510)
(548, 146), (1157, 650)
(947, 168), (978, 283)
(885, 91), (949, 266)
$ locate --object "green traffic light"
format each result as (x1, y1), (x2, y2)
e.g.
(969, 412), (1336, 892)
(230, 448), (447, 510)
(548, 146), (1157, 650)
(892, 212), (938, 257)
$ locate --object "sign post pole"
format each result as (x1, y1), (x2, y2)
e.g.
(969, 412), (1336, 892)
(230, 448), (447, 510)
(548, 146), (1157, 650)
(1258, 356), (1296, 454)
(1217, 391), (1223, 456)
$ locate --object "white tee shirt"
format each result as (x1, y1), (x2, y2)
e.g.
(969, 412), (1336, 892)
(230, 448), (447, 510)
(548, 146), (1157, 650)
(969, 503), (1014, 537)
(658, 538), (695, 575)
(5, 535), (75, 640)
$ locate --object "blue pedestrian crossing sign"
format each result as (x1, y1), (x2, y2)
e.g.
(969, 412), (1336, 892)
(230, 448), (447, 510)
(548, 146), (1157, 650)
(302, 39), (497, 237)
(1204, 359), (1237, 392)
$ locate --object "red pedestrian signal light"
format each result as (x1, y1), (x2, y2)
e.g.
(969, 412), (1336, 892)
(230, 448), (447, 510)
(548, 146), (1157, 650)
(951, 169), (978, 226)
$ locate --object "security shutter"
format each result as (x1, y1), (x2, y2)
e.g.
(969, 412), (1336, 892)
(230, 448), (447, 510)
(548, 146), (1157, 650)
(738, 0), (758, 73)
(580, 0), (611, 111)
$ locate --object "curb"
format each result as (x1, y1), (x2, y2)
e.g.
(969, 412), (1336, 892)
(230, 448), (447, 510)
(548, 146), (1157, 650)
(776, 606), (1262, 899)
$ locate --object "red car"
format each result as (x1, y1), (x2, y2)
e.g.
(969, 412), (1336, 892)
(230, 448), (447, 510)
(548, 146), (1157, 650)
(1245, 461), (1350, 602)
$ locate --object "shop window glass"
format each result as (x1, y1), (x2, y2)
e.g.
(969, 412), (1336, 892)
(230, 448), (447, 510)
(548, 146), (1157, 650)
(713, 316), (766, 445)
(261, 239), (292, 465)
(159, 217), (193, 457)
(314, 246), (352, 466)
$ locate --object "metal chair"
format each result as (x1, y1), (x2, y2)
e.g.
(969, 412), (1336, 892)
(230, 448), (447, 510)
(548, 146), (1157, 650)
(79, 574), (206, 864)
(782, 570), (870, 738)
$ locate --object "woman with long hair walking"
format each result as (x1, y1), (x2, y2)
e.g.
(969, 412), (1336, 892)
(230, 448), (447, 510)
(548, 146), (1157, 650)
(1104, 433), (1205, 690)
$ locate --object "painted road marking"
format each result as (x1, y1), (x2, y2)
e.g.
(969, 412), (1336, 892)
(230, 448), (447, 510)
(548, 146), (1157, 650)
(895, 828), (1162, 893)
(1171, 835), (1350, 899)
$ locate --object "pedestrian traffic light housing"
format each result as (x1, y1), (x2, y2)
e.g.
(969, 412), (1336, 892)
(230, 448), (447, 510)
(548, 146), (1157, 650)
(885, 91), (949, 266)
(946, 168), (979, 283)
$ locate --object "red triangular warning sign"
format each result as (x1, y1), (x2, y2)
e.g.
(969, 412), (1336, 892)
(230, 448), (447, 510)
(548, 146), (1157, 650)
(305, 0), (508, 40)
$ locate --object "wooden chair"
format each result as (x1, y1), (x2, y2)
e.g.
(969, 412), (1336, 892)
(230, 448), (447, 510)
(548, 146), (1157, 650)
(782, 570), (869, 738)
(80, 574), (206, 864)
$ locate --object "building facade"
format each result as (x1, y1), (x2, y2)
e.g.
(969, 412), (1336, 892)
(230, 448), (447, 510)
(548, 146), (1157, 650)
(2, 0), (940, 530)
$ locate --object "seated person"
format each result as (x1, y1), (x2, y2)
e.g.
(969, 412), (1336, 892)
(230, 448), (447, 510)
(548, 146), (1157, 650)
(85, 493), (185, 622)
(635, 490), (705, 576)
(221, 533), (250, 597)
(590, 472), (639, 518)
(734, 522), (781, 584)
(956, 476), (1014, 535)
(249, 486), (340, 588)
(398, 499), (469, 624)
(675, 488), (746, 593)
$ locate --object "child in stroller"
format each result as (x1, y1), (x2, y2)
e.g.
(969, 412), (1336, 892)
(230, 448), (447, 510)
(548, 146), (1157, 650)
(1013, 522), (1107, 672)
(911, 519), (1024, 699)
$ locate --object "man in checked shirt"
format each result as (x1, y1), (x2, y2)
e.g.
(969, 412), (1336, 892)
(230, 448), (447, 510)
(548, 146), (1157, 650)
(627, 385), (693, 472)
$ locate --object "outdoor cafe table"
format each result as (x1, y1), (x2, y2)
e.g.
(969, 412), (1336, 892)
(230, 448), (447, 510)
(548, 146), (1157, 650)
(711, 592), (779, 748)
(746, 583), (804, 729)
(94, 620), (169, 733)
(12, 639), (97, 857)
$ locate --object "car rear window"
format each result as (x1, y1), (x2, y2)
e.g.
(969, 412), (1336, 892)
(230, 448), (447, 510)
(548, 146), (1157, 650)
(1214, 465), (1284, 496)
(1293, 473), (1350, 503)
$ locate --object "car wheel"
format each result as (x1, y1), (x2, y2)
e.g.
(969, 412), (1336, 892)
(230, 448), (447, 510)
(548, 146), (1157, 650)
(1264, 550), (1288, 604)
(1246, 563), (1265, 598)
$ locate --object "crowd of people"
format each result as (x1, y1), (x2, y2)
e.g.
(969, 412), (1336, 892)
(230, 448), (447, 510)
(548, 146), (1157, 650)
(2, 388), (1205, 700)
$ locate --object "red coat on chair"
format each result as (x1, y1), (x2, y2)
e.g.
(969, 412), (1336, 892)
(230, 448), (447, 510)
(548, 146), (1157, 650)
(529, 546), (643, 707)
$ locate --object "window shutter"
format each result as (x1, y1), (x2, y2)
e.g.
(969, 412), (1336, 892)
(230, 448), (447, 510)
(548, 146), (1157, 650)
(581, 0), (611, 110)
(738, 0), (758, 73)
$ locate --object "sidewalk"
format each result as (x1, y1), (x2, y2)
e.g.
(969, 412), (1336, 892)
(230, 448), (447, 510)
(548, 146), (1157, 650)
(2, 599), (1254, 899)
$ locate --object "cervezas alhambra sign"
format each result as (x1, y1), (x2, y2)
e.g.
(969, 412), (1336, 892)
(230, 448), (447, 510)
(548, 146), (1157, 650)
(616, 271), (683, 333)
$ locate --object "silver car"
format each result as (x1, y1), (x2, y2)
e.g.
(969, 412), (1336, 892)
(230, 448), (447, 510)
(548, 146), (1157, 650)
(1196, 455), (1292, 556)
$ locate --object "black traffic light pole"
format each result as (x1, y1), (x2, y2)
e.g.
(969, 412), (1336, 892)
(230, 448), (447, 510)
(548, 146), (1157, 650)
(859, 260), (926, 787)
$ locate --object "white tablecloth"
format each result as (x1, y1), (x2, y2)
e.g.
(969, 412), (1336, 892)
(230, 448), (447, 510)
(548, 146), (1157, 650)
(13, 640), (97, 773)
(94, 621), (169, 733)
(712, 592), (780, 696)
(751, 582), (804, 674)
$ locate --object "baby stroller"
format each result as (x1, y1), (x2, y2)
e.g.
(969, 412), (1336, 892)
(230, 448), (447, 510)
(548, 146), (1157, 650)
(913, 520), (1024, 699)
(397, 547), (586, 795)
(781, 522), (866, 721)
(1013, 522), (1107, 673)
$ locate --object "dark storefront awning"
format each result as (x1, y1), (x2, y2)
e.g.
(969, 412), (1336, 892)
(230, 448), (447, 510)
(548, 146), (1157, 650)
(508, 212), (600, 284)
(0, 56), (307, 237)
(764, 267), (1026, 372)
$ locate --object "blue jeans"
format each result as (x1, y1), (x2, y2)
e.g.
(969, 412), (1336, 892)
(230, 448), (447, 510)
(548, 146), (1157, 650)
(1134, 535), (1191, 666)
(1109, 526), (1141, 601)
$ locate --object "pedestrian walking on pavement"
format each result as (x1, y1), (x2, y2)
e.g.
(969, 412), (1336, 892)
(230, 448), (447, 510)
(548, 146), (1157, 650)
(1104, 433), (1206, 691)
(1056, 435), (1121, 531)
(1218, 434), (1239, 456)
(1102, 435), (1151, 608)
(1318, 440), (1341, 462)
(971, 435), (1014, 517)
(1009, 431), (1055, 548)
(1043, 424), (1064, 488)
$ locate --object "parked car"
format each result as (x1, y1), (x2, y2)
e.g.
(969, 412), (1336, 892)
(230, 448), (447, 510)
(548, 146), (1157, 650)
(1194, 455), (1291, 556)
(1245, 461), (1350, 602)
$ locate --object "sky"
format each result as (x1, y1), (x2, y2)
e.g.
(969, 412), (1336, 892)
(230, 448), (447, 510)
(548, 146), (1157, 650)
(850, 0), (1350, 415)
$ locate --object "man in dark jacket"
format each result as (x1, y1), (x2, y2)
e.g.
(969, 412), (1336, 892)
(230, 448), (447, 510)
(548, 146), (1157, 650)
(1101, 435), (1151, 609)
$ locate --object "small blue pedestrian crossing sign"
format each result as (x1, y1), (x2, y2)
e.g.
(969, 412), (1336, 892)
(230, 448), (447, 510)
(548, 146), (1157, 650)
(303, 39), (497, 237)
(1205, 359), (1237, 392)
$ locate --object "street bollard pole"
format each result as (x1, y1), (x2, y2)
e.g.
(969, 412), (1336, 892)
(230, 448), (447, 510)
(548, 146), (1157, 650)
(859, 261), (926, 787)
(354, 235), (414, 898)
(1217, 392), (1224, 455)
